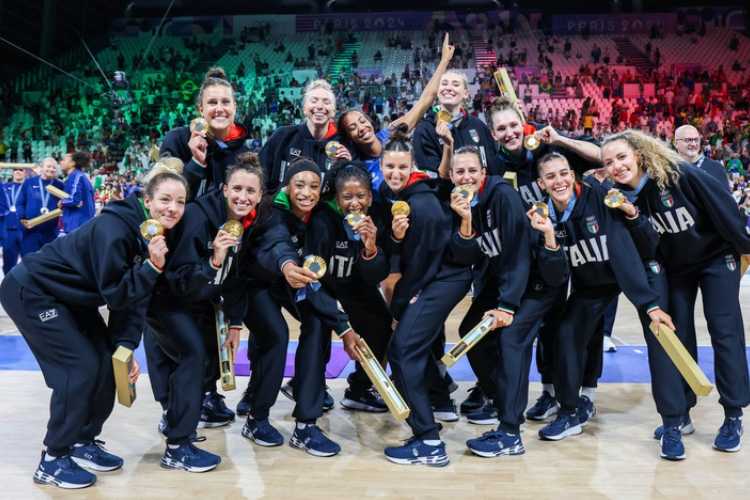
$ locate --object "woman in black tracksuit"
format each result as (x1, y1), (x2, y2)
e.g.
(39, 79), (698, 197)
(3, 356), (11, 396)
(146, 154), (270, 473)
(0, 164), (187, 489)
(377, 128), (475, 467)
(602, 129), (750, 456)
(533, 152), (673, 442)
(146, 67), (251, 425)
(441, 146), (569, 458)
(304, 161), (392, 411)
(485, 97), (604, 419)
(159, 67), (251, 199)
(260, 79), (352, 190)
(240, 158), (360, 458)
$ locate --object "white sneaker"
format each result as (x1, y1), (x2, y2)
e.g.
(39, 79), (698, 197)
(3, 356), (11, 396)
(603, 336), (617, 352)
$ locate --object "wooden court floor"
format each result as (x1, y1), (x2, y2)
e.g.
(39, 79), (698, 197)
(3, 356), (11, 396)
(1, 286), (749, 499)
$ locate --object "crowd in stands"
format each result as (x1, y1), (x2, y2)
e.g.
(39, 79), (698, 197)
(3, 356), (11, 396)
(0, 21), (749, 218)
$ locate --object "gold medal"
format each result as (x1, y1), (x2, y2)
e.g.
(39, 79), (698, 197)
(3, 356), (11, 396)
(140, 219), (164, 240)
(190, 117), (209, 136)
(604, 191), (625, 209)
(325, 141), (341, 159)
(523, 135), (540, 150)
(533, 202), (549, 219)
(345, 212), (364, 227)
(454, 184), (474, 202)
(303, 255), (327, 279)
(391, 201), (410, 216)
(222, 219), (244, 238)
(436, 110), (452, 123)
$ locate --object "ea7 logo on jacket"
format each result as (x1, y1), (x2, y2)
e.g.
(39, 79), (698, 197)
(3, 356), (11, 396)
(39, 309), (58, 322)
(648, 207), (695, 235)
(289, 148), (302, 157)
(564, 235), (609, 267)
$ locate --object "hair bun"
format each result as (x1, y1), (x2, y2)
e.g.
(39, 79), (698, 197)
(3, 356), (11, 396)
(389, 122), (411, 143)
(235, 151), (263, 172)
(492, 96), (512, 107)
(205, 67), (227, 81)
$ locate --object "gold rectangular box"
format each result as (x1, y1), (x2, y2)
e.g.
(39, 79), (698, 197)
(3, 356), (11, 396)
(651, 323), (713, 397)
(112, 345), (136, 407)
(442, 316), (494, 368)
(503, 171), (518, 190)
(741, 258), (748, 280)
(215, 305), (236, 391)
(356, 339), (410, 421)
(26, 208), (62, 228)
(45, 185), (69, 199)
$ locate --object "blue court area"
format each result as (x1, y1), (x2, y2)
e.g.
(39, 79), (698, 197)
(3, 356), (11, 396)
(0, 335), (738, 384)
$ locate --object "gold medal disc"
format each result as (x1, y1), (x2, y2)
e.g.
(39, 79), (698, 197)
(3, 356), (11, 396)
(455, 184), (474, 202)
(436, 110), (452, 123)
(222, 219), (244, 238)
(523, 135), (540, 150)
(325, 141), (341, 159)
(533, 202), (549, 219)
(303, 255), (327, 279)
(391, 201), (411, 216)
(346, 212), (364, 227)
(190, 117), (209, 136)
(140, 219), (164, 240)
(604, 191), (625, 209)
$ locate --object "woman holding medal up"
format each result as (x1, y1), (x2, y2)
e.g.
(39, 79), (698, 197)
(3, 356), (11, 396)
(486, 97), (603, 422)
(160, 67), (251, 200)
(0, 161), (187, 489)
(146, 153), (271, 473)
(602, 130), (750, 457)
(440, 145), (570, 459)
(238, 158), (361, 457)
(533, 152), (674, 443)
(378, 126), (475, 467)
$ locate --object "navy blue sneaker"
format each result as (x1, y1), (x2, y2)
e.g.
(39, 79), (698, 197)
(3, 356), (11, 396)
(467, 404), (499, 425)
(526, 391), (558, 421)
(290, 424), (341, 457)
(467, 429), (524, 457)
(341, 388), (388, 412)
(654, 415), (695, 440)
(34, 453), (96, 489)
(539, 413), (582, 441)
(660, 426), (686, 460)
(161, 437), (221, 472)
(236, 388), (252, 417)
(242, 419), (284, 447)
(199, 392), (234, 428)
(460, 383), (488, 413)
(577, 395), (596, 427)
(714, 417), (743, 453)
(323, 388), (335, 412)
(432, 400), (459, 422)
(70, 440), (123, 472)
(384, 437), (449, 467)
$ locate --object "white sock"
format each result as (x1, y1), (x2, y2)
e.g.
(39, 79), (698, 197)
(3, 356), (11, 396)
(167, 443), (180, 449)
(581, 387), (596, 402)
(542, 384), (555, 397)
(297, 422), (312, 430)
(423, 440), (441, 446)
(73, 442), (85, 448)
(44, 452), (57, 462)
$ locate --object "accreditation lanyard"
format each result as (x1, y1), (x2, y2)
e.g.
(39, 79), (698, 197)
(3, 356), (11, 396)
(693, 154), (705, 169)
(10, 184), (21, 210)
(618, 172), (650, 203)
(547, 190), (577, 228)
(38, 178), (51, 212)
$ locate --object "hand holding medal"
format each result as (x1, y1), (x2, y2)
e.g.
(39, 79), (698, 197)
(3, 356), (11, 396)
(391, 201), (410, 240)
(141, 219), (168, 268)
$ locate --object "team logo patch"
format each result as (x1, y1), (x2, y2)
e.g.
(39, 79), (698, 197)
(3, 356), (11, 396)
(726, 255), (737, 272)
(39, 309), (58, 322)
(660, 190), (674, 208)
(410, 290), (422, 304)
(586, 216), (599, 234)
(649, 260), (661, 274)
(336, 241), (348, 249)
(133, 255), (142, 264)
(470, 129), (480, 144)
